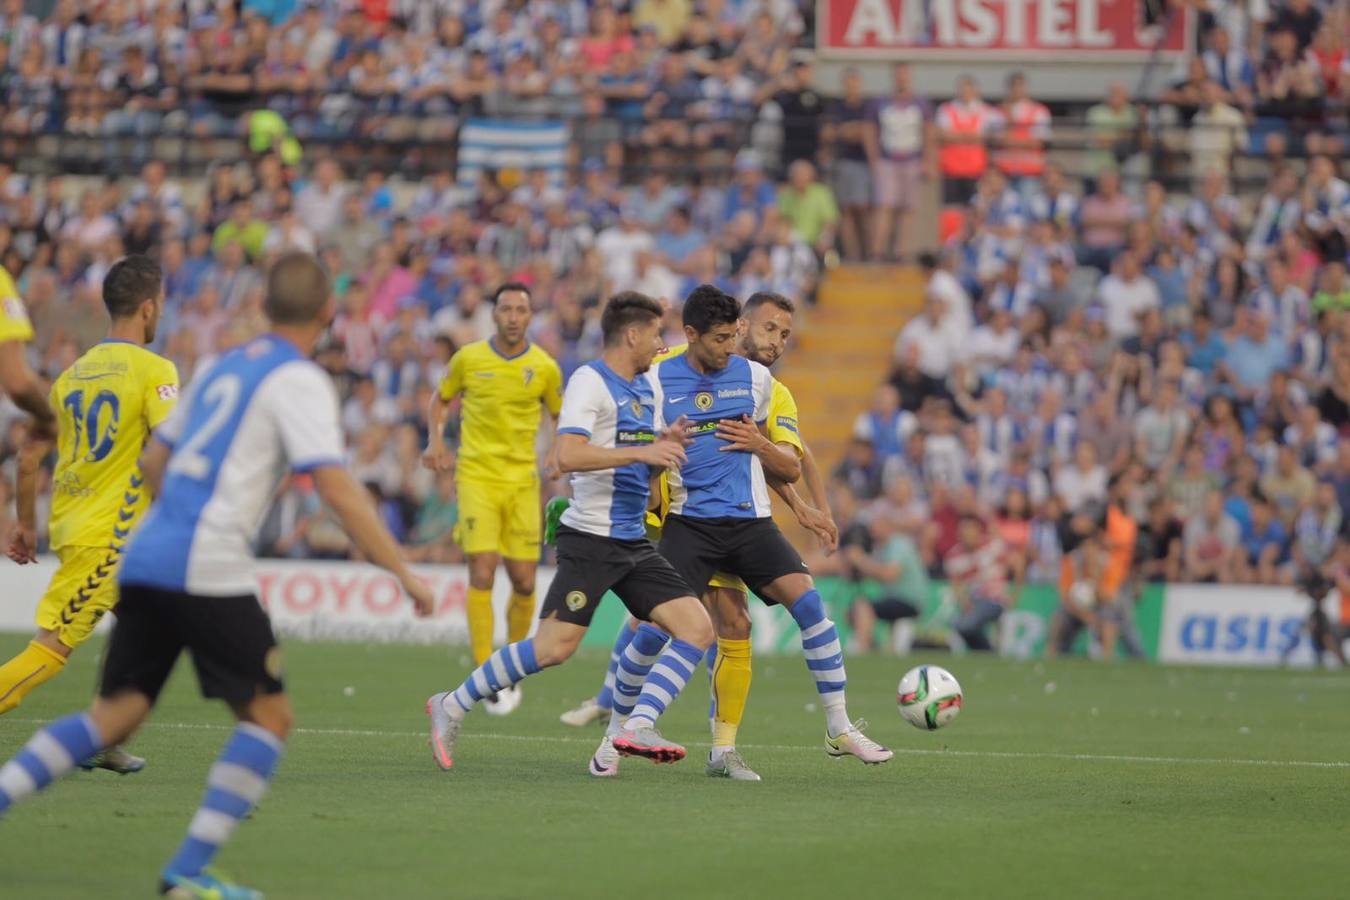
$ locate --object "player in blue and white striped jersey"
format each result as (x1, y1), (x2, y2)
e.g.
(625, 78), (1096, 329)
(426, 292), (715, 771)
(642, 285), (893, 764)
(0, 253), (435, 900)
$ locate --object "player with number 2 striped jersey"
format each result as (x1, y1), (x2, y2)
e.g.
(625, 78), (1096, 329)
(119, 335), (344, 595)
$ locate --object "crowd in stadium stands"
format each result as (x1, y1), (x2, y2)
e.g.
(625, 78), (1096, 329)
(0, 1), (1347, 653)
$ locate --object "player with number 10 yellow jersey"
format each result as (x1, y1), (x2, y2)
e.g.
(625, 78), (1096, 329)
(0, 258), (176, 744)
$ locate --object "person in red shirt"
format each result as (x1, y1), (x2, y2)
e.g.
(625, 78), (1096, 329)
(995, 72), (1051, 198)
(935, 76), (999, 207)
(943, 515), (1010, 651)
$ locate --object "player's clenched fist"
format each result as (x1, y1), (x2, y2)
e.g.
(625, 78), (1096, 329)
(402, 572), (436, 618)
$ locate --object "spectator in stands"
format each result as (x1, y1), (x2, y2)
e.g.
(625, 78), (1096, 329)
(1085, 81), (1143, 179)
(1077, 169), (1133, 273)
(1183, 489), (1242, 583)
(759, 55), (823, 172)
(1262, 444), (1317, 527)
(823, 67), (871, 262)
(1189, 79), (1250, 184)
(895, 293), (960, 380)
(865, 61), (933, 263)
(1098, 250), (1161, 339)
(935, 75), (997, 208)
(844, 509), (927, 655)
(833, 436), (884, 502)
(945, 514), (1010, 652)
(1134, 379), (1190, 474)
(777, 159), (838, 258)
(1203, 26), (1257, 108)
(994, 72), (1050, 199)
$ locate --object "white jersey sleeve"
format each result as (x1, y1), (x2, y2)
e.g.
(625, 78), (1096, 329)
(749, 360), (773, 424)
(558, 366), (608, 439)
(266, 361), (345, 472)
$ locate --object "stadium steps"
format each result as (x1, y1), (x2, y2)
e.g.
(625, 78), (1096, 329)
(770, 265), (926, 538)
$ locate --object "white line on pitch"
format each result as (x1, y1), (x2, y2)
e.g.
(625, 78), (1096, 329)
(16, 718), (1350, 770)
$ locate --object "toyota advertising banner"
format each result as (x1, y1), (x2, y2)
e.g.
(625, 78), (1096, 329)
(818, 0), (1193, 60)
(0, 559), (1338, 667)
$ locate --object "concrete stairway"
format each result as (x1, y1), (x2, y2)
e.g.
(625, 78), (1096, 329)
(771, 265), (927, 536)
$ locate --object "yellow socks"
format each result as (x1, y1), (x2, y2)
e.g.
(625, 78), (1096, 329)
(711, 638), (752, 749)
(0, 641), (68, 715)
(466, 587), (495, 666)
(507, 592), (535, 643)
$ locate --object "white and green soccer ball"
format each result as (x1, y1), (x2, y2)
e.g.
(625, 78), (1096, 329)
(897, 665), (963, 730)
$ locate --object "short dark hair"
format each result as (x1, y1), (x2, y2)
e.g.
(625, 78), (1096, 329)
(682, 284), (740, 333)
(600, 291), (663, 346)
(491, 281), (531, 306)
(102, 255), (162, 319)
(265, 252), (331, 325)
(744, 291), (795, 316)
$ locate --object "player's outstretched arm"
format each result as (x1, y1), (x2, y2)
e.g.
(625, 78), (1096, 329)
(556, 433), (685, 473)
(767, 476), (838, 553)
(422, 392), (455, 472)
(0, 341), (55, 440)
(311, 465), (435, 616)
(798, 441), (838, 548)
(8, 430), (53, 564)
(137, 438), (172, 498)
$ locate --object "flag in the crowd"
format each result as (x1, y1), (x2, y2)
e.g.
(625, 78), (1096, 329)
(457, 119), (569, 189)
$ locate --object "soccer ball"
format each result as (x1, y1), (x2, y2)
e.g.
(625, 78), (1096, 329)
(897, 665), (963, 730)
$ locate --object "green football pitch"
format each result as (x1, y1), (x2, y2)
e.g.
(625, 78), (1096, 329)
(1, 635), (1346, 900)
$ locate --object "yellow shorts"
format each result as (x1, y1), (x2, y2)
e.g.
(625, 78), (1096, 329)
(708, 571), (749, 593)
(36, 546), (121, 650)
(456, 479), (541, 560)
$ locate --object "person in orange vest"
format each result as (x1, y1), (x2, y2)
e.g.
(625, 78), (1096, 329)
(994, 72), (1052, 201)
(935, 76), (999, 208)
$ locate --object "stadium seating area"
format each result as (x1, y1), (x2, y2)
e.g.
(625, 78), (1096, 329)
(0, 0), (1347, 603)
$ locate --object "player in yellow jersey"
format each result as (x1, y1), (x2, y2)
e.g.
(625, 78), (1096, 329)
(1, 255), (177, 774)
(563, 291), (841, 781)
(423, 282), (562, 715)
(0, 263), (58, 458)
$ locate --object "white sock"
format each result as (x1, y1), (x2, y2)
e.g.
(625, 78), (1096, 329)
(709, 745), (733, 763)
(825, 703), (851, 739)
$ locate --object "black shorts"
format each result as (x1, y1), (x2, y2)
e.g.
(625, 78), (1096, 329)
(658, 515), (809, 600)
(540, 527), (693, 627)
(99, 584), (284, 705)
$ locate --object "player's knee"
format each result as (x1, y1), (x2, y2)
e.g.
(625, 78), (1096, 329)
(242, 694), (294, 740)
(533, 636), (579, 668)
(716, 604), (751, 641)
(677, 609), (716, 650)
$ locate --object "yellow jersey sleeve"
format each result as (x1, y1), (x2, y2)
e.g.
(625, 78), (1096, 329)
(438, 348), (465, 402)
(766, 378), (803, 457)
(0, 266), (34, 344)
(542, 355), (563, 418)
(142, 356), (181, 429)
(654, 343), (688, 365)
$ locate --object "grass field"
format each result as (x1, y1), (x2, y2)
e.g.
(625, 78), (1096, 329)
(1, 634), (1347, 900)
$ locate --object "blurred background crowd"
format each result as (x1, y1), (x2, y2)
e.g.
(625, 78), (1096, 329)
(0, 0), (1347, 652)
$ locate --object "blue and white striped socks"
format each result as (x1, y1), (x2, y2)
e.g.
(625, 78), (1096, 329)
(789, 590), (852, 737)
(625, 638), (706, 732)
(164, 723), (283, 882)
(447, 639), (541, 716)
(596, 623), (638, 713)
(0, 712), (103, 813)
(606, 624), (669, 736)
